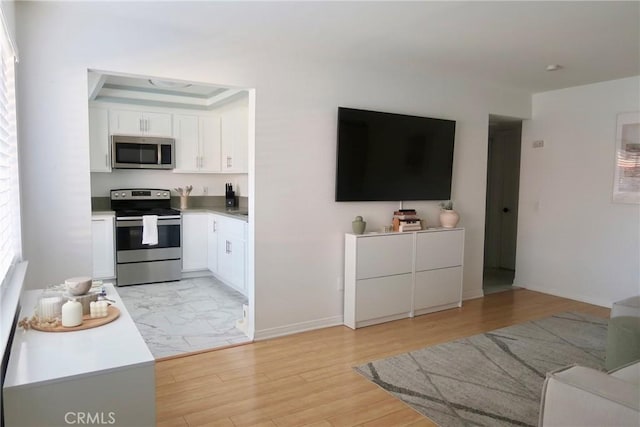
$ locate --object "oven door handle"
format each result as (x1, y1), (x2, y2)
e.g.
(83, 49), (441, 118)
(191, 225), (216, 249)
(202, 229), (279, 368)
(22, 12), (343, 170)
(116, 218), (182, 227)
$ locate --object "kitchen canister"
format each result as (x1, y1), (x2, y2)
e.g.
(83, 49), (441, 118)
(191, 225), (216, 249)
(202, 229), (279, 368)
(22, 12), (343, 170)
(61, 298), (83, 327)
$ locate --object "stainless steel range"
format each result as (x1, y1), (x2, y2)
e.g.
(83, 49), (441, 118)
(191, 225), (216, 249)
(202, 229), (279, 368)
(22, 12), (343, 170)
(111, 189), (181, 286)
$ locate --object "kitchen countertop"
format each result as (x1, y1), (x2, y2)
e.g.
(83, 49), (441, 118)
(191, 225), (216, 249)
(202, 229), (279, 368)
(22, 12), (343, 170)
(179, 207), (249, 221)
(92, 210), (115, 215)
(91, 207), (249, 221)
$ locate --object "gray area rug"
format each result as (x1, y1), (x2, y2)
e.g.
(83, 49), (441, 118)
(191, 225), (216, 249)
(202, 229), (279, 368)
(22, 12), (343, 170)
(355, 312), (608, 427)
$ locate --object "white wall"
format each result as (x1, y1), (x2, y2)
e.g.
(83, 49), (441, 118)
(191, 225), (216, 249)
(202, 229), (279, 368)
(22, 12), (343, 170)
(15, 2), (531, 336)
(517, 76), (640, 307)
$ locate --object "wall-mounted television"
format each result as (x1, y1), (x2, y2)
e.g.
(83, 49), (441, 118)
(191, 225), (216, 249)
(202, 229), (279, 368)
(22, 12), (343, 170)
(335, 107), (456, 202)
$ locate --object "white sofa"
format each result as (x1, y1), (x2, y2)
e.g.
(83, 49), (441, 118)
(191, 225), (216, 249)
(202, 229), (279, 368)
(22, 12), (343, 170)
(539, 360), (640, 426)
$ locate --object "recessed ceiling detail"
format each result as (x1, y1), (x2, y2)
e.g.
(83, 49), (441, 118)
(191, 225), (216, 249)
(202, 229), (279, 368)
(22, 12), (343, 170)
(88, 72), (245, 110)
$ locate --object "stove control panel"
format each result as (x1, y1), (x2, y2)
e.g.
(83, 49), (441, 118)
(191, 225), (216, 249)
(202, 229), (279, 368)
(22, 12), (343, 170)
(110, 189), (171, 200)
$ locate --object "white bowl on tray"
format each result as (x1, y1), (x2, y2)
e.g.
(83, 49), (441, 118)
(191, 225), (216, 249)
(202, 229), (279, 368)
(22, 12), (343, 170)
(65, 276), (92, 296)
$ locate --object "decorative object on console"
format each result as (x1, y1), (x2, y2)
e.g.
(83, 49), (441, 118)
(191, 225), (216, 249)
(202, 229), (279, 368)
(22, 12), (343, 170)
(225, 182), (236, 208)
(36, 292), (64, 321)
(393, 209), (421, 232)
(65, 276), (92, 296)
(174, 185), (193, 209)
(352, 216), (366, 234)
(61, 298), (83, 327)
(439, 201), (460, 228)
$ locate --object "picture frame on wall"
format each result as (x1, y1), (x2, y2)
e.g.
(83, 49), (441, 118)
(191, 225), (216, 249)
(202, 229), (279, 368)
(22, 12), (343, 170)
(613, 111), (640, 204)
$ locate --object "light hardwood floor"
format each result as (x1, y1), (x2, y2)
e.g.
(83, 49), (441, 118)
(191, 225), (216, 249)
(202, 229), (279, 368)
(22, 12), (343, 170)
(156, 289), (610, 427)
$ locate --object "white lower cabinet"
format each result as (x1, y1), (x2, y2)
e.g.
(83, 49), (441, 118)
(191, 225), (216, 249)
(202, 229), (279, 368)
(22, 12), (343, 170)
(91, 214), (115, 279)
(185, 212), (247, 296)
(182, 212), (209, 271)
(344, 228), (464, 329)
(355, 274), (413, 324)
(414, 267), (463, 316)
(211, 214), (247, 295)
(207, 214), (219, 273)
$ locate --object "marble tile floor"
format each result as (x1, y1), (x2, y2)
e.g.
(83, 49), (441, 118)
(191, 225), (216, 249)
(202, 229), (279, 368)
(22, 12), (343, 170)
(117, 277), (250, 359)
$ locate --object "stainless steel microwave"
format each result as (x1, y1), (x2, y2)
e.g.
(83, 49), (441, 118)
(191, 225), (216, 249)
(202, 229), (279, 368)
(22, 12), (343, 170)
(111, 135), (175, 169)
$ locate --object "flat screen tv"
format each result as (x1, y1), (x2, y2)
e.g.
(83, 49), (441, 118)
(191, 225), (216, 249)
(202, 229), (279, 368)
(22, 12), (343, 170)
(335, 107), (456, 202)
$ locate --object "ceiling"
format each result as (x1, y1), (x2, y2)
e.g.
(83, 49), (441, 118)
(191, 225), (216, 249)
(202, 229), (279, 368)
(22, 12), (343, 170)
(88, 72), (246, 110)
(89, 1), (638, 101)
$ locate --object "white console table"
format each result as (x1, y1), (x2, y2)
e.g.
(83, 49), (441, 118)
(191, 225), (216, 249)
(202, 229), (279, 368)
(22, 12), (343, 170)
(344, 228), (464, 329)
(3, 284), (155, 426)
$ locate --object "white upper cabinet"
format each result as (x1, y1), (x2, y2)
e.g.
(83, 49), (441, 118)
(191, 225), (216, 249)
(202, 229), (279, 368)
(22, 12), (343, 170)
(174, 114), (199, 171)
(199, 115), (223, 172)
(109, 109), (172, 137)
(220, 101), (248, 173)
(88, 97), (249, 174)
(173, 114), (221, 173)
(89, 106), (111, 172)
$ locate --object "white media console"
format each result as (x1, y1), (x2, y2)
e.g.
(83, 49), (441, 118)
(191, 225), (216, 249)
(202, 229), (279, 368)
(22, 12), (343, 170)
(344, 227), (464, 329)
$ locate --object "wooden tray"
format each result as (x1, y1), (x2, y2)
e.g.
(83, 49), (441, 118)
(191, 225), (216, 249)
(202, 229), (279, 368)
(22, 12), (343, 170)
(32, 306), (120, 332)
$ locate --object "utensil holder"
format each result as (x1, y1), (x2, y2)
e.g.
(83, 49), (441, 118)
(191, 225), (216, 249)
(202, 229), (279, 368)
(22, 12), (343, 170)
(180, 196), (188, 209)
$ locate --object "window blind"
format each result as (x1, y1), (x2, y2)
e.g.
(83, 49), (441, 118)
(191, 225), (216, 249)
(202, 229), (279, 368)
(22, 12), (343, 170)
(0, 12), (19, 289)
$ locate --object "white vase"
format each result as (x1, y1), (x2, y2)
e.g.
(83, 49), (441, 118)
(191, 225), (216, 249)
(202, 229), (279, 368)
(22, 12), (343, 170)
(440, 209), (460, 228)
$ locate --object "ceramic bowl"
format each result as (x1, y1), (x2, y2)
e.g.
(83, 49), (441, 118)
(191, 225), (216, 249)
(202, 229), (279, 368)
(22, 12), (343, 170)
(65, 276), (92, 296)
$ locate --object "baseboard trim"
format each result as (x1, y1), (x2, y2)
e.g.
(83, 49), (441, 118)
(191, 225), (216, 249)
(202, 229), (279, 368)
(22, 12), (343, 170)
(519, 284), (611, 308)
(180, 270), (212, 279)
(462, 288), (485, 301)
(254, 315), (344, 341)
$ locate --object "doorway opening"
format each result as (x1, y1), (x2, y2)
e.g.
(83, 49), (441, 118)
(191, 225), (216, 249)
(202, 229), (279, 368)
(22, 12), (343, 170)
(483, 115), (522, 295)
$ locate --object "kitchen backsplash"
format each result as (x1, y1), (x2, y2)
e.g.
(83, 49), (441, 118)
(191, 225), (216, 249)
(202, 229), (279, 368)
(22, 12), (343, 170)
(90, 170), (248, 198)
(92, 195), (248, 212)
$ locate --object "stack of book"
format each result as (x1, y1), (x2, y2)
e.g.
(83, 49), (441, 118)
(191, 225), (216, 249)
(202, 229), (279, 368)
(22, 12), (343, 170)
(392, 209), (422, 232)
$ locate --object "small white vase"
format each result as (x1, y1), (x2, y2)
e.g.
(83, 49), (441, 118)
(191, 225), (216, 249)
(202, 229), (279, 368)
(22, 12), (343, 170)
(440, 209), (460, 228)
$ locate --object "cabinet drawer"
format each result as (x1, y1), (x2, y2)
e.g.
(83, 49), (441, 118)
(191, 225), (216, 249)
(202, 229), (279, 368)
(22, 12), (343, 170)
(215, 215), (246, 239)
(414, 266), (462, 311)
(356, 234), (413, 280)
(415, 229), (464, 271)
(355, 274), (412, 322)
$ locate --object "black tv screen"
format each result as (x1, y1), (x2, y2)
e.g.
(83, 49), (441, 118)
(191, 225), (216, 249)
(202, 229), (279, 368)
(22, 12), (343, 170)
(335, 107), (456, 201)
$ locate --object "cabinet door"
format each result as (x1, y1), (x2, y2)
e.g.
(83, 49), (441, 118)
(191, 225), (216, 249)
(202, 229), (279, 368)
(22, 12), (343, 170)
(207, 214), (218, 273)
(110, 109), (144, 135)
(356, 234), (413, 280)
(173, 114), (200, 172)
(414, 266), (463, 312)
(143, 112), (172, 137)
(89, 107), (111, 172)
(217, 233), (246, 293)
(415, 229), (464, 271)
(182, 213), (208, 271)
(355, 274), (412, 322)
(220, 105), (248, 173)
(92, 216), (115, 279)
(199, 115), (222, 173)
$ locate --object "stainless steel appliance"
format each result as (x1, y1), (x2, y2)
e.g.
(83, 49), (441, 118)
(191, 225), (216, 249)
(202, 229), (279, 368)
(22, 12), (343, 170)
(111, 189), (181, 286)
(111, 135), (175, 169)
